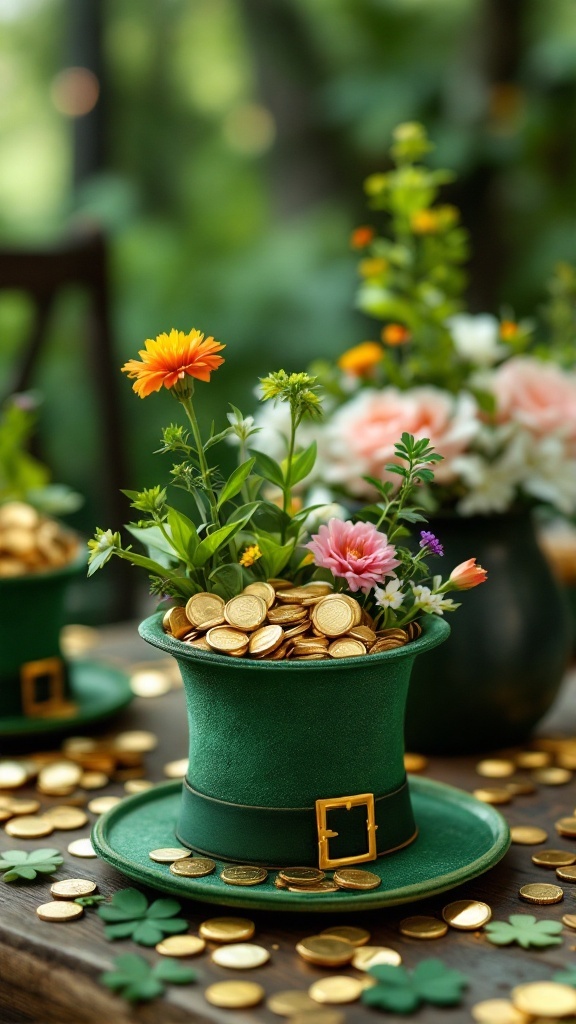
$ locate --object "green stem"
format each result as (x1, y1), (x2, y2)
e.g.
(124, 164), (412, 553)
(180, 395), (220, 530)
(281, 406), (298, 543)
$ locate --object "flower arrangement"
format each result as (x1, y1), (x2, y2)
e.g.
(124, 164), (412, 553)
(88, 328), (486, 643)
(260, 123), (576, 518)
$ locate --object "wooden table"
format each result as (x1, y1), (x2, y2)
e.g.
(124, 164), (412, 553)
(1, 623), (576, 1024)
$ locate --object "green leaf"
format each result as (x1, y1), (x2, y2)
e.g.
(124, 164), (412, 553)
(99, 888), (148, 921)
(485, 915), (563, 949)
(209, 562), (246, 601)
(192, 504), (259, 567)
(100, 952), (195, 1004)
(125, 524), (176, 566)
(553, 966), (576, 988)
(249, 449), (285, 490)
(255, 533), (295, 578)
(412, 959), (469, 1006)
(0, 848), (63, 882)
(363, 959), (469, 1014)
(97, 887), (188, 947)
(153, 958), (197, 985)
(146, 898), (183, 920)
(217, 458), (256, 508)
(75, 895), (107, 907)
(289, 442), (317, 487)
(166, 507), (199, 561)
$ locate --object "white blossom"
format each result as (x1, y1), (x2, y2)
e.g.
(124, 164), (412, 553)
(447, 313), (507, 367)
(410, 583), (458, 615)
(374, 578), (405, 610)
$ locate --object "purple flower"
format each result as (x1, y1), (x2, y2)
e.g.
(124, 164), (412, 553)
(420, 531), (444, 557)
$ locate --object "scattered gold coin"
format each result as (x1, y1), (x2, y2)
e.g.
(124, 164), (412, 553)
(87, 796), (122, 815)
(519, 882), (564, 904)
(471, 998), (531, 1023)
(473, 787), (512, 805)
(42, 806), (88, 830)
(556, 817), (576, 838)
(267, 990), (317, 1016)
(442, 900), (492, 930)
(510, 826), (549, 845)
(163, 758), (189, 778)
(124, 779), (154, 795)
(79, 772), (109, 790)
(296, 936), (355, 967)
(155, 934), (206, 957)
(148, 847), (191, 864)
(333, 868), (381, 891)
(211, 943), (270, 969)
(0, 762), (28, 789)
(320, 925), (370, 946)
(113, 731), (157, 753)
(199, 917), (256, 943)
(511, 981), (576, 1017)
(563, 913), (576, 929)
(476, 759), (516, 778)
(50, 879), (97, 899)
(220, 865), (268, 886)
(37, 761), (82, 794)
(279, 867), (325, 886)
(352, 946), (402, 970)
(532, 767), (573, 786)
(399, 916), (448, 939)
(506, 781), (536, 796)
(169, 857), (216, 878)
(36, 901), (84, 923)
(204, 980), (265, 1009)
(556, 865), (576, 882)
(67, 838), (97, 858)
(404, 753), (428, 773)
(515, 750), (551, 769)
(130, 669), (172, 698)
(308, 976), (364, 1005)
(531, 849), (576, 868)
(5, 816), (54, 839)
(1, 797), (41, 816)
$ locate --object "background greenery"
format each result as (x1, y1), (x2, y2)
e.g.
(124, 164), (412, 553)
(1, 0), (575, 619)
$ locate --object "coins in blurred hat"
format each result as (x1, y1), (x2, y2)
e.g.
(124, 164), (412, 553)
(200, 917), (255, 943)
(211, 943), (270, 969)
(156, 934), (206, 956)
(333, 868), (381, 890)
(169, 857), (216, 878)
(205, 980), (265, 1008)
(296, 935), (354, 967)
(221, 865), (268, 886)
(519, 882), (564, 904)
(50, 879), (97, 899)
(130, 669), (172, 698)
(399, 916), (448, 939)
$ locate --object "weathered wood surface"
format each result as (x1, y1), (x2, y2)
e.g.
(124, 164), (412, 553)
(1, 623), (576, 1024)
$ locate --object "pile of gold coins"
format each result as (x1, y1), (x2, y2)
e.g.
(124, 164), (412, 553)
(0, 501), (79, 577)
(163, 582), (420, 660)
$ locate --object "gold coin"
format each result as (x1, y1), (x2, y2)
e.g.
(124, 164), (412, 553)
(279, 867), (325, 885)
(311, 598), (355, 638)
(476, 759), (516, 778)
(187, 636), (212, 651)
(211, 943), (270, 969)
(148, 847), (191, 863)
(328, 638), (366, 658)
(170, 857), (216, 878)
(249, 624), (284, 657)
(38, 761), (82, 794)
(519, 882), (564, 904)
(50, 879), (97, 899)
(200, 917), (256, 943)
(510, 826), (549, 845)
(515, 750), (552, 769)
(204, 980), (265, 1009)
(289, 1013), (345, 1024)
(442, 900), (492, 930)
(352, 946), (402, 971)
(124, 779), (154, 795)
(266, 990), (317, 1016)
(0, 761), (28, 789)
(296, 936), (355, 967)
(333, 868), (381, 891)
(283, 620), (311, 638)
(267, 604), (308, 624)
(532, 849), (576, 868)
(224, 594), (267, 631)
(113, 730), (157, 753)
(42, 806), (88, 830)
(556, 865), (576, 882)
(79, 771), (109, 790)
(512, 981), (576, 1017)
(309, 976), (364, 1005)
(532, 766), (573, 785)
(67, 838), (97, 858)
(399, 916), (448, 939)
(473, 787), (512, 805)
(471, 998), (531, 1023)
(556, 817), (576, 837)
(404, 753), (428, 773)
(156, 934), (206, 956)
(130, 669), (172, 698)
(36, 901), (84, 922)
(5, 815), (54, 839)
(185, 592), (225, 628)
(220, 865), (268, 886)
(348, 624), (377, 644)
(243, 581), (276, 608)
(87, 796), (122, 815)
(206, 625), (250, 653)
(326, 593), (363, 625)
(165, 605), (192, 639)
(163, 758), (188, 778)
(506, 780), (536, 796)
(3, 797), (41, 815)
(320, 925), (370, 946)
(557, 751), (576, 770)
(562, 914), (576, 929)
(287, 881), (339, 893)
(369, 637), (406, 654)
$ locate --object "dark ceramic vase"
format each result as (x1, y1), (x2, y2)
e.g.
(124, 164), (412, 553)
(405, 513), (573, 755)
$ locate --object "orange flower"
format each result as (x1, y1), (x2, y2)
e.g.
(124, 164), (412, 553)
(411, 209), (440, 235)
(449, 558), (488, 590)
(500, 320), (520, 341)
(358, 257), (389, 279)
(350, 225), (375, 250)
(122, 329), (225, 398)
(338, 341), (383, 377)
(381, 324), (411, 347)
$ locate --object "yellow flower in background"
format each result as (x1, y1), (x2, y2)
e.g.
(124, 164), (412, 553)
(382, 324), (411, 347)
(121, 328), (225, 398)
(500, 320), (520, 341)
(350, 225), (375, 249)
(358, 257), (389, 279)
(411, 209), (440, 235)
(338, 341), (383, 377)
(239, 544), (262, 567)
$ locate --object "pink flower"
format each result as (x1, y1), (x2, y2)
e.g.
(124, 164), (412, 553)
(306, 518), (400, 593)
(320, 387), (479, 498)
(449, 557), (488, 590)
(492, 357), (576, 454)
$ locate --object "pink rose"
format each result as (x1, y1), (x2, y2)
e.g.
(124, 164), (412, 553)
(449, 557), (488, 590)
(320, 387), (479, 497)
(492, 357), (576, 453)
(306, 518), (400, 593)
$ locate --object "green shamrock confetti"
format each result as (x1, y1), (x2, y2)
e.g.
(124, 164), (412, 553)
(98, 887), (188, 946)
(362, 959), (469, 1014)
(553, 966), (576, 987)
(485, 915), (563, 949)
(100, 953), (196, 1003)
(75, 894), (107, 908)
(0, 849), (64, 883)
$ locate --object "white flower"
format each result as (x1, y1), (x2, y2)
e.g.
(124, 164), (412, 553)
(374, 578), (405, 610)
(519, 435), (576, 516)
(447, 313), (506, 367)
(410, 583), (458, 615)
(226, 410), (257, 446)
(302, 486), (348, 531)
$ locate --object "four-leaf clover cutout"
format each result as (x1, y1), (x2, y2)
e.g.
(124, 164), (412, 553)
(98, 888), (188, 946)
(0, 849), (64, 883)
(553, 966), (576, 988)
(485, 915), (563, 949)
(101, 953), (196, 1003)
(362, 959), (469, 1014)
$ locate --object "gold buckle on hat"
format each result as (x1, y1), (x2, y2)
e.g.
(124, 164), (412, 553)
(315, 792), (378, 870)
